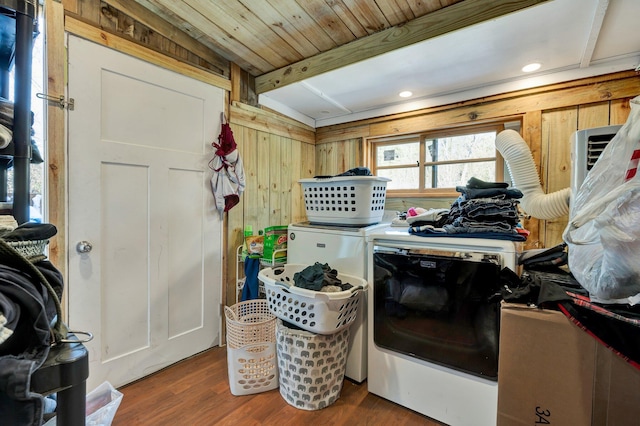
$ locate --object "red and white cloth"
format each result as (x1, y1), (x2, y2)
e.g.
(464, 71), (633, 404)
(210, 119), (245, 215)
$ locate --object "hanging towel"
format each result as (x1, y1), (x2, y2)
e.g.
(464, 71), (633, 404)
(241, 256), (261, 301)
(210, 115), (245, 216)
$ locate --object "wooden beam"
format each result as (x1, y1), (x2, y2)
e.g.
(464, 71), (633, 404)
(580, 0), (609, 68)
(255, 0), (551, 94)
(46, 0), (68, 317)
(230, 62), (241, 104)
(65, 15), (231, 91)
(103, 0), (230, 75)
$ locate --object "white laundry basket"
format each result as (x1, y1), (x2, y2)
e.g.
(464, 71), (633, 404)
(299, 176), (390, 225)
(259, 264), (367, 335)
(224, 299), (279, 396)
(276, 319), (350, 410)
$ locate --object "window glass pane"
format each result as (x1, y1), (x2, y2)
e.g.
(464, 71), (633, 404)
(425, 167), (433, 188)
(376, 142), (419, 167)
(425, 161), (496, 188)
(434, 132), (496, 162)
(378, 168), (419, 190)
(8, 16), (45, 223)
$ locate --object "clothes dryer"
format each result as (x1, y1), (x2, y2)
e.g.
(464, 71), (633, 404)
(367, 227), (520, 425)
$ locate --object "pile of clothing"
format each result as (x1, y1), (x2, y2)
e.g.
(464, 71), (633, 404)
(293, 262), (354, 292)
(409, 177), (528, 241)
(404, 206), (449, 228)
(0, 221), (64, 425)
(0, 97), (44, 164)
(502, 245), (640, 371)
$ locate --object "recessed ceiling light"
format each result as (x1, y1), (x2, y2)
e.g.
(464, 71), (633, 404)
(399, 91), (413, 98)
(522, 62), (541, 73)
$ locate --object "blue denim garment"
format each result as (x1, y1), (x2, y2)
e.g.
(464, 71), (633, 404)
(449, 198), (519, 223)
(447, 217), (516, 233)
(449, 212), (519, 227)
(449, 196), (510, 215)
(461, 199), (519, 220)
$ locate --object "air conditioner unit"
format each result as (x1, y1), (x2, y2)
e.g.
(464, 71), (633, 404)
(571, 125), (622, 195)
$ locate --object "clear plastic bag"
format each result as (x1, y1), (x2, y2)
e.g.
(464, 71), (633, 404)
(563, 95), (640, 304)
(43, 381), (123, 426)
(85, 381), (123, 426)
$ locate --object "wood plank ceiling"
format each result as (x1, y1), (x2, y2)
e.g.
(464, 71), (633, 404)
(124, 0), (550, 94)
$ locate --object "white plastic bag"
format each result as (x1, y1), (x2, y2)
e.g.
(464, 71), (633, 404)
(563, 95), (640, 304)
(43, 381), (123, 426)
(85, 381), (123, 426)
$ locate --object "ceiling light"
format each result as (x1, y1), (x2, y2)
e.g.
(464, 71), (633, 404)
(399, 91), (413, 98)
(522, 62), (541, 73)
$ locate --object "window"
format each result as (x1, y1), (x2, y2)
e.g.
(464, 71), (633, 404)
(371, 124), (507, 196)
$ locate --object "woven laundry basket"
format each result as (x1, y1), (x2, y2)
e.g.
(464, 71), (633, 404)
(225, 299), (278, 396)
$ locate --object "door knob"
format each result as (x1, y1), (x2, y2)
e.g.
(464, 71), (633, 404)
(76, 241), (93, 253)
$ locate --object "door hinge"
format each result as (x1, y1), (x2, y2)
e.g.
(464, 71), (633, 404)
(36, 93), (75, 110)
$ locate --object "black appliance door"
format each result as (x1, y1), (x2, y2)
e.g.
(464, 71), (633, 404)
(373, 246), (502, 379)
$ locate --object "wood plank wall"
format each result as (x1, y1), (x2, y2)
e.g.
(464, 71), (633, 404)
(314, 138), (362, 176)
(315, 71), (640, 250)
(225, 103), (315, 305)
(54, 0), (640, 305)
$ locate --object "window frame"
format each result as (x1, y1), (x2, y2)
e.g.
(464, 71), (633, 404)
(369, 122), (508, 198)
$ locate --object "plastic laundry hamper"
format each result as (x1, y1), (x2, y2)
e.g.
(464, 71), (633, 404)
(259, 264), (367, 335)
(276, 319), (350, 410)
(299, 176), (391, 226)
(225, 299), (279, 396)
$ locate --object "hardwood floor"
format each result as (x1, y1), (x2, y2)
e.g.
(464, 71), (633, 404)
(112, 346), (442, 425)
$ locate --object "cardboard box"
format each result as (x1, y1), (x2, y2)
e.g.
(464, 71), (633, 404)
(498, 302), (640, 426)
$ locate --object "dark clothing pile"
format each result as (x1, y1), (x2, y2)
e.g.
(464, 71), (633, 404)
(314, 166), (372, 179)
(502, 245), (640, 371)
(293, 262), (353, 292)
(409, 177), (526, 241)
(0, 223), (64, 426)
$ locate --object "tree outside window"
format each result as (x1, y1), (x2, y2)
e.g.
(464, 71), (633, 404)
(372, 124), (507, 197)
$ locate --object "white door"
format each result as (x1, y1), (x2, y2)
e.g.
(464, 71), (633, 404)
(67, 35), (223, 390)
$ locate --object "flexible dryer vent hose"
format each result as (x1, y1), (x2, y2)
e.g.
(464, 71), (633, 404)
(495, 129), (571, 220)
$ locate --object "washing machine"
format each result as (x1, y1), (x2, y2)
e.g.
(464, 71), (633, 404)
(287, 221), (389, 383)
